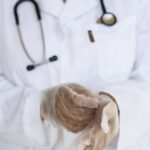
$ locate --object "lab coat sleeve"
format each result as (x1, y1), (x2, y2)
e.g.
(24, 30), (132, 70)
(0, 67), (49, 147)
(0, 3), (52, 149)
(101, 0), (150, 149)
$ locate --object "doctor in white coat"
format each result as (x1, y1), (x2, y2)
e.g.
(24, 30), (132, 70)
(0, 0), (150, 149)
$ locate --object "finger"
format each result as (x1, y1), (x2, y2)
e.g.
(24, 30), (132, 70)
(57, 85), (76, 113)
(84, 97), (100, 108)
(56, 100), (92, 128)
(57, 96), (94, 123)
(62, 117), (87, 132)
(72, 93), (100, 108)
(69, 84), (94, 98)
(58, 86), (72, 99)
(60, 85), (100, 108)
(56, 91), (96, 131)
(56, 106), (85, 132)
(56, 98), (82, 122)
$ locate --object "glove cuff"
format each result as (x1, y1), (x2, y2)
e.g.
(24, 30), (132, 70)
(40, 86), (59, 121)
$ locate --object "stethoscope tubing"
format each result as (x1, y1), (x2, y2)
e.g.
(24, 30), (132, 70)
(14, 0), (52, 71)
(100, 0), (107, 14)
(14, 0), (41, 25)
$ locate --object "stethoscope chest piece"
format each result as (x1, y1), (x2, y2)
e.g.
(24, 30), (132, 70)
(97, 12), (117, 26)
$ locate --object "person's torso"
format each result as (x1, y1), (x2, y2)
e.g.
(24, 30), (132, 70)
(0, 0), (137, 93)
(0, 0), (142, 149)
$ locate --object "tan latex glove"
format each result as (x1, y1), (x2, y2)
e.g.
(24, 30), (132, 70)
(40, 83), (100, 133)
(81, 92), (119, 150)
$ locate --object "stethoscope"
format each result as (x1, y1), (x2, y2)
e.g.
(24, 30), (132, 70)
(14, 0), (117, 71)
(97, 0), (117, 25)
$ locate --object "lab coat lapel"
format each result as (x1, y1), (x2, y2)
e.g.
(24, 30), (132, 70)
(37, 0), (64, 18)
(60, 0), (99, 24)
(38, 0), (99, 23)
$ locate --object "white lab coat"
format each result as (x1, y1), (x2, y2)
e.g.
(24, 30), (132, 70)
(0, 0), (150, 149)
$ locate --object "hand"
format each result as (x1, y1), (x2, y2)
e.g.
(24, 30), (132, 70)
(40, 83), (100, 133)
(80, 92), (119, 150)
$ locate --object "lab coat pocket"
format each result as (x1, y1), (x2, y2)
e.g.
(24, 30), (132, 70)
(89, 17), (136, 83)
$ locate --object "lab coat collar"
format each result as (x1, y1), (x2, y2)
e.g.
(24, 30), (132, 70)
(38, 0), (99, 24)
(38, 0), (64, 18)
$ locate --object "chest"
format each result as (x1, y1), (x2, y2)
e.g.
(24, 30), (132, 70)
(0, 0), (137, 91)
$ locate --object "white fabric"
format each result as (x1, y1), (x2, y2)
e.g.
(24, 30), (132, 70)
(0, 0), (150, 149)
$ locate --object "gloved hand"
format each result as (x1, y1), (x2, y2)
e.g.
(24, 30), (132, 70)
(80, 92), (119, 150)
(40, 83), (100, 133)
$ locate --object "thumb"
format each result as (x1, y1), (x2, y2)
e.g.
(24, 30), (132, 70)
(101, 112), (110, 134)
(100, 102), (119, 134)
(100, 103), (112, 134)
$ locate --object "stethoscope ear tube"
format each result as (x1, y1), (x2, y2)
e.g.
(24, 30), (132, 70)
(14, 0), (41, 25)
